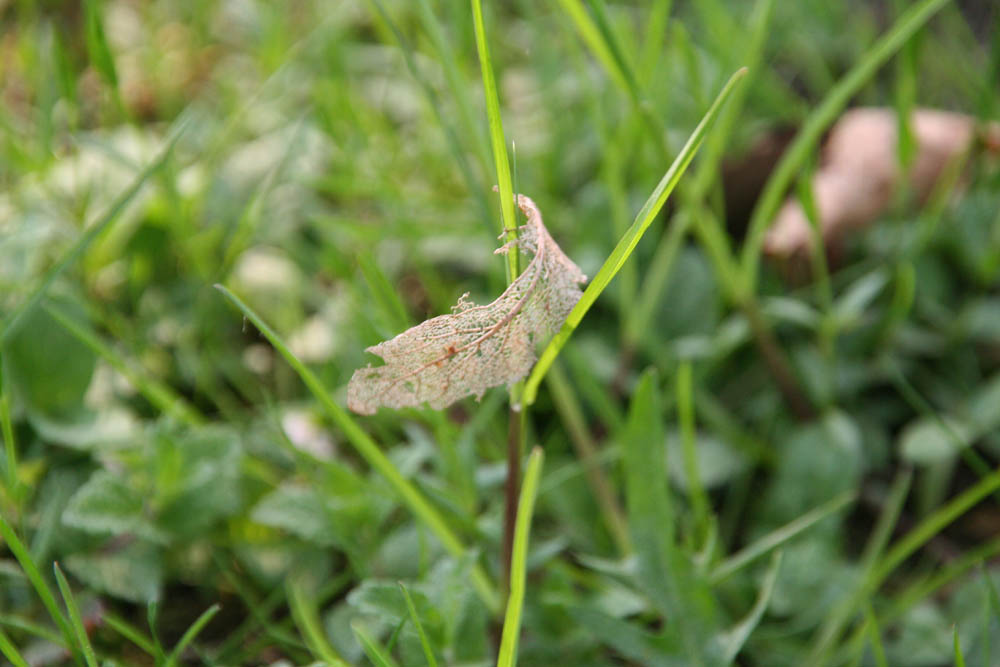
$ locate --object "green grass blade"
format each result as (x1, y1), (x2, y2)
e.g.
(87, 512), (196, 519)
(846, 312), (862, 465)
(719, 550), (782, 662)
(625, 0), (773, 333)
(398, 583), (438, 667)
(0, 128), (182, 345)
(740, 0), (952, 291)
(0, 626), (30, 667)
(522, 68), (747, 406)
(214, 284), (499, 613)
(288, 578), (349, 667)
(497, 446), (544, 667)
(676, 361), (711, 544)
(546, 363), (630, 555)
(710, 490), (855, 584)
(165, 604), (220, 667)
(470, 0), (518, 279)
(352, 622), (401, 667)
(365, 0), (491, 230)
(0, 515), (75, 653)
(554, 0), (635, 101)
(103, 612), (157, 655)
(414, 0), (492, 176)
(953, 625), (967, 667)
(0, 377), (19, 495)
(53, 562), (99, 667)
(813, 465), (1000, 660)
(0, 615), (65, 645)
(43, 302), (204, 426)
(864, 603), (889, 667)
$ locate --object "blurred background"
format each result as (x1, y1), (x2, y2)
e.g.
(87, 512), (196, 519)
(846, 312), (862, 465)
(2, 0), (1000, 665)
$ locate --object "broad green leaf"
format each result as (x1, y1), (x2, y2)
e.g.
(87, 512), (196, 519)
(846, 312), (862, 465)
(63, 471), (167, 543)
(3, 298), (96, 417)
(622, 369), (719, 663)
(64, 542), (163, 604)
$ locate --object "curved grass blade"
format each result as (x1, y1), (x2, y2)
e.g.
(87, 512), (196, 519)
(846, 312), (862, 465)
(0, 516), (74, 654)
(710, 490), (855, 584)
(719, 550), (783, 663)
(44, 302), (204, 426)
(497, 446), (544, 667)
(812, 465), (1000, 661)
(103, 612), (156, 655)
(53, 562), (98, 667)
(864, 603), (890, 667)
(522, 68), (747, 406)
(740, 0), (953, 291)
(0, 126), (183, 345)
(352, 622), (401, 667)
(288, 579), (349, 667)
(398, 583), (438, 667)
(165, 604), (220, 667)
(365, 0), (492, 231)
(215, 284), (499, 613)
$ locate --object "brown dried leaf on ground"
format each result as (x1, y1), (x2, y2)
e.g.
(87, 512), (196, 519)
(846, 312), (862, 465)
(764, 108), (1000, 259)
(347, 194), (586, 415)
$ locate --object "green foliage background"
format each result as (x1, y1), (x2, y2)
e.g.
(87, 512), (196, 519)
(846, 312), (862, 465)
(1, 0), (1000, 665)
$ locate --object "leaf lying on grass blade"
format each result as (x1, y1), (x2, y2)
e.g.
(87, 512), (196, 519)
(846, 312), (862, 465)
(348, 194), (586, 414)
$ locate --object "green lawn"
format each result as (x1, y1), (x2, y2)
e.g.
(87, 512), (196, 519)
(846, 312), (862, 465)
(2, 0), (1000, 665)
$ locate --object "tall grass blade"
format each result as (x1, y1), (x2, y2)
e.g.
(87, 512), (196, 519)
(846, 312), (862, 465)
(676, 361), (711, 543)
(470, 0), (518, 279)
(710, 490), (855, 584)
(523, 68), (746, 405)
(0, 516), (75, 654)
(719, 550), (782, 662)
(812, 464), (1000, 661)
(165, 604), (220, 667)
(399, 583), (438, 667)
(0, 128), (182, 345)
(953, 625), (967, 667)
(103, 612), (156, 655)
(53, 562), (99, 667)
(44, 302), (204, 426)
(352, 622), (401, 667)
(864, 604), (889, 667)
(288, 578), (349, 667)
(215, 284), (499, 613)
(497, 446), (544, 667)
(365, 0), (490, 229)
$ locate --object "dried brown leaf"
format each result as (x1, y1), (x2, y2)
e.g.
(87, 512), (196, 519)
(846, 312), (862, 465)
(764, 108), (1000, 259)
(347, 194), (586, 415)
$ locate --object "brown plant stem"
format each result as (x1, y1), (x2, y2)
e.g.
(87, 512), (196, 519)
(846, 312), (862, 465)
(740, 298), (816, 421)
(500, 403), (524, 603)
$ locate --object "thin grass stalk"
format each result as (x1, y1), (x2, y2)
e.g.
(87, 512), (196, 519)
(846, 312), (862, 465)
(497, 447), (544, 667)
(523, 68), (748, 406)
(469, 0), (527, 607)
(53, 563), (98, 667)
(811, 464), (1000, 663)
(215, 285), (499, 613)
(547, 363), (630, 554)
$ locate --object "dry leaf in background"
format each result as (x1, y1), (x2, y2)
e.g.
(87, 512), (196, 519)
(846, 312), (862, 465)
(347, 194), (586, 415)
(764, 108), (1000, 259)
